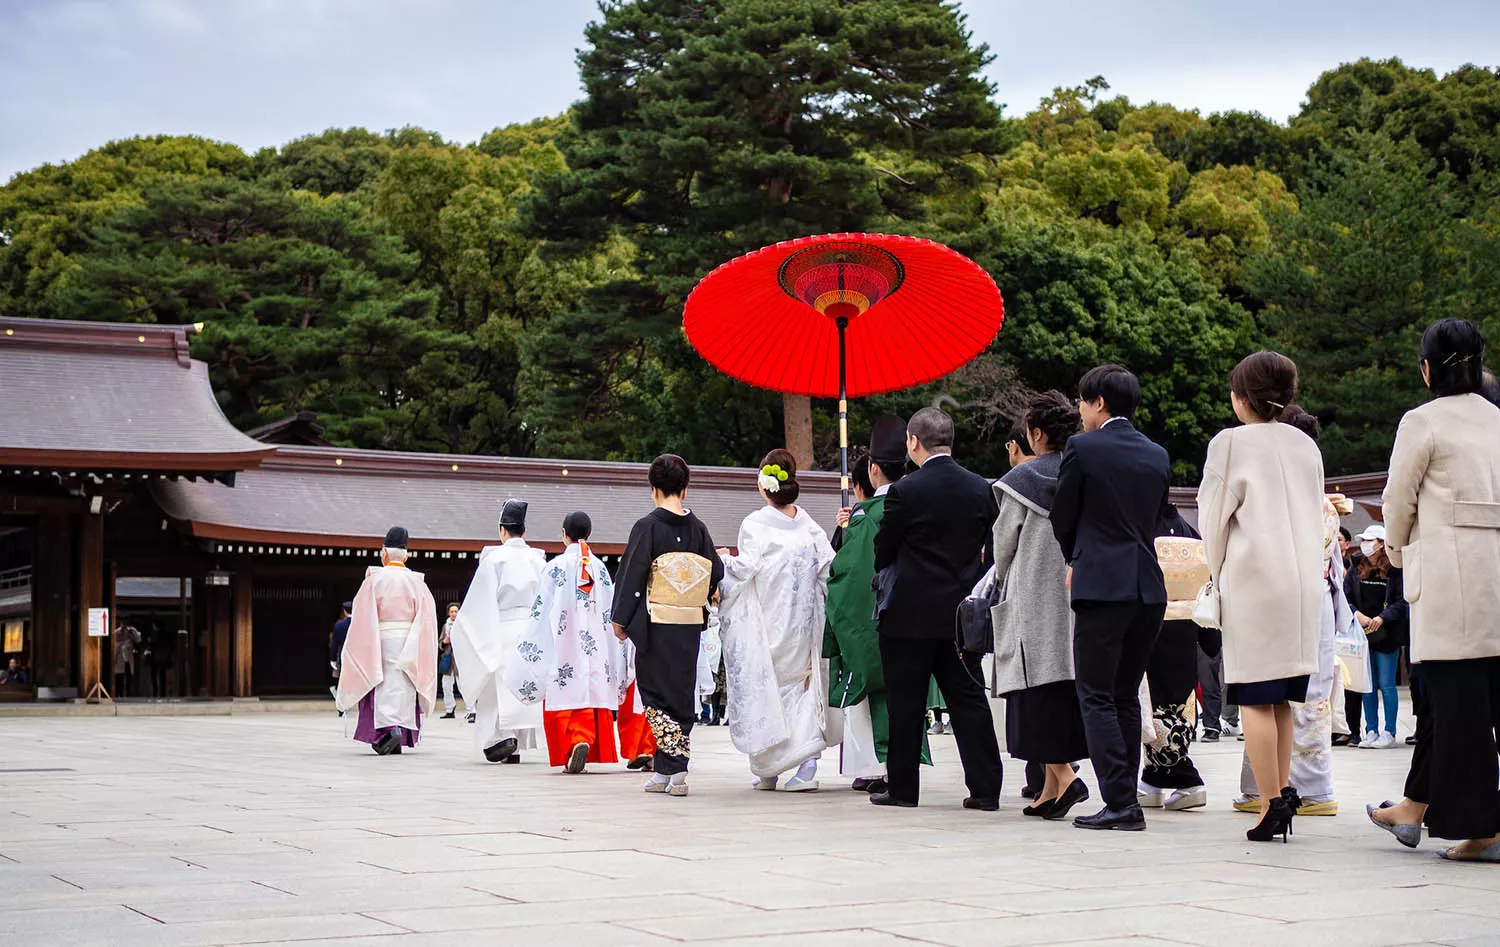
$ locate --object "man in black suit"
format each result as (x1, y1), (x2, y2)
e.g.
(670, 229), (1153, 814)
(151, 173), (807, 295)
(870, 408), (1004, 809)
(1051, 365), (1172, 831)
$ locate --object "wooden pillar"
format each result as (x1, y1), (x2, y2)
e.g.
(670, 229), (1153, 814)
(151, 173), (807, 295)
(77, 511), (104, 700)
(208, 585), (231, 697)
(32, 511), (72, 690)
(783, 393), (814, 470)
(232, 566), (253, 697)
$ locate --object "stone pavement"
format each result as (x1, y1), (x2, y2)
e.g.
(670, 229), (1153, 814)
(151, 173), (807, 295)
(1, 711), (1496, 947)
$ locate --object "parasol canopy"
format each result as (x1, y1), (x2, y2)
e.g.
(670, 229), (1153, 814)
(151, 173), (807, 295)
(683, 232), (1004, 399)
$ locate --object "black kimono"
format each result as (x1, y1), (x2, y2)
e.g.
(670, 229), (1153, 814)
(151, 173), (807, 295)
(612, 507), (723, 775)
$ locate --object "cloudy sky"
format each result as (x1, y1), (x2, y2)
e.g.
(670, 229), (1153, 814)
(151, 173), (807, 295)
(2, 0), (1496, 182)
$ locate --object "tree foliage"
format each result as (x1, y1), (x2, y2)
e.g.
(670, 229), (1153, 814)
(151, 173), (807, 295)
(2, 36), (1497, 482)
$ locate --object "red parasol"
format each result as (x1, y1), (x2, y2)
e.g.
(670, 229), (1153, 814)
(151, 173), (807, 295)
(684, 232), (1004, 504)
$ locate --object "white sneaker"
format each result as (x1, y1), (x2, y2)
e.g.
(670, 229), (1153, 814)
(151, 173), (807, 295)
(1360, 730), (1380, 747)
(1165, 786), (1209, 811)
(667, 773), (689, 797)
(1137, 783), (1165, 808)
(1222, 722), (1242, 737)
(1376, 732), (1397, 749)
(644, 773), (671, 793)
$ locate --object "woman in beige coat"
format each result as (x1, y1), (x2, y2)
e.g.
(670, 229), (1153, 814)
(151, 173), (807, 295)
(1198, 351), (1325, 843)
(1380, 319), (1500, 862)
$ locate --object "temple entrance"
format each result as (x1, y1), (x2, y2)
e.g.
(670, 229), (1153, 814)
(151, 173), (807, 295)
(0, 518), (34, 701)
(113, 577), (194, 699)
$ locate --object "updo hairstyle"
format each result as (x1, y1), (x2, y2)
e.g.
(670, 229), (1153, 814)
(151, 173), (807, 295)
(1229, 351), (1300, 422)
(759, 448), (801, 508)
(1023, 390), (1082, 453)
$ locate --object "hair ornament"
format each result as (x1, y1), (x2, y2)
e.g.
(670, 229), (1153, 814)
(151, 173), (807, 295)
(758, 463), (789, 493)
(1267, 400), (1286, 411)
(1444, 351), (1476, 365)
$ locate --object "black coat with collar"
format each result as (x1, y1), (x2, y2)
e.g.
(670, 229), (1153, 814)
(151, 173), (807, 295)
(1051, 418), (1172, 606)
(873, 454), (999, 639)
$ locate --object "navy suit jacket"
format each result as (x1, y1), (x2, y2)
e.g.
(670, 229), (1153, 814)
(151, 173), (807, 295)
(873, 454), (999, 639)
(1051, 418), (1172, 606)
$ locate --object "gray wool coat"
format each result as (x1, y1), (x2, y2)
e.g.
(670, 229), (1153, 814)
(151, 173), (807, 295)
(989, 452), (1075, 695)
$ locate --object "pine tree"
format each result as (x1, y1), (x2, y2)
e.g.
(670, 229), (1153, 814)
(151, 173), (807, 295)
(522, 0), (1002, 465)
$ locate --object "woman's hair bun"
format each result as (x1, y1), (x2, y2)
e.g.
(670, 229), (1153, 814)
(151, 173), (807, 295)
(759, 448), (801, 507)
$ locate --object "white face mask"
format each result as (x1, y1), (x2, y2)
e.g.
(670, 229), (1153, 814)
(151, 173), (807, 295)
(1360, 540), (1380, 558)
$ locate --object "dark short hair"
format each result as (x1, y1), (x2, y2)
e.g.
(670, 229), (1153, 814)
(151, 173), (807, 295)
(563, 511), (592, 542)
(907, 407), (954, 452)
(1284, 406), (1321, 442)
(1339, 527), (1352, 542)
(1421, 319), (1485, 397)
(1229, 351), (1299, 422)
(874, 458), (905, 483)
(1078, 364), (1141, 418)
(446, 601), (459, 611)
(1005, 421), (1034, 457)
(759, 448), (801, 508)
(1022, 390), (1081, 453)
(850, 451), (875, 498)
(649, 453), (691, 497)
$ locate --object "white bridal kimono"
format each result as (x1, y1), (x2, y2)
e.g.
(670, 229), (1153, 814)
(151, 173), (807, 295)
(506, 541), (634, 711)
(453, 538), (546, 753)
(719, 504), (837, 778)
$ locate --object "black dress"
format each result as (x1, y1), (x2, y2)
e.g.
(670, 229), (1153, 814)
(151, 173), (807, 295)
(611, 507), (722, 775)
(1005, 681), (1089, 764)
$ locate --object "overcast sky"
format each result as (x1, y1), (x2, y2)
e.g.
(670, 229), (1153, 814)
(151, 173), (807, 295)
(3, 0), (1496, 183)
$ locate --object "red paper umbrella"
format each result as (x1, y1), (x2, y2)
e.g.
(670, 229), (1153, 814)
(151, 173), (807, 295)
(684, 233), (1004, 503)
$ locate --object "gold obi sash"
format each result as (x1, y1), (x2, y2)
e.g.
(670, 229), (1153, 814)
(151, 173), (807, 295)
(1155, 536), (1209, 621)
(647, 552), (713, 624)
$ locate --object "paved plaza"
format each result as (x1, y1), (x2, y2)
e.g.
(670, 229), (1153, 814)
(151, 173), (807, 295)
(2, 710), (1498, 947)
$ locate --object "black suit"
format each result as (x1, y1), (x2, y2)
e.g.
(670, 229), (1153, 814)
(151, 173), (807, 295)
(1051, 418), (1173, 812)
(874, 454), (1004, 805)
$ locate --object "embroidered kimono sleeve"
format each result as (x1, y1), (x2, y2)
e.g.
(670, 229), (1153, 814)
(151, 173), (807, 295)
(507, 559), (564, 704)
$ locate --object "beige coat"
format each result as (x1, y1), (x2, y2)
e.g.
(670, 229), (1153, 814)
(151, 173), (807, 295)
(1198, 422), (1325, 685)
(1383, 393), (1500, 663)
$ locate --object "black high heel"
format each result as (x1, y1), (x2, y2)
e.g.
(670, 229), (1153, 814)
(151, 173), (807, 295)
(1247, 798), (1294, 843)
(1281, 785), (1303, 817)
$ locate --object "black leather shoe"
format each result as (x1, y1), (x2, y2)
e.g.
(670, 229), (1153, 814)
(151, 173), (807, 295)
(440, 711), (456, 719)
(852, 777), (888, 794)
(1043, 779), (1091, 822)
(1202, 730), (1220, 743)
(1021, 785), (1040, 800)
(1073, 804), (1146, 831)
(962, 796), (1000, 811)
(483, 737), (519, 763)
(869, 792), (918, 808)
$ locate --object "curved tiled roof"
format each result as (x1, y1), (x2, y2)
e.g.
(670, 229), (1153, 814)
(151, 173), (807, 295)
(0, 318), (273, 476)
(152, 446), (848, 554)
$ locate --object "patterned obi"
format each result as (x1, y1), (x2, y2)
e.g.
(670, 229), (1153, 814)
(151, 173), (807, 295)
(1155, 536), (1209, 621)
(647, 552), (713, 624)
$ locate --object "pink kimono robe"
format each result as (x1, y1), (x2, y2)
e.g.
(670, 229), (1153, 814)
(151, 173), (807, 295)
(337, 564), (439, 747)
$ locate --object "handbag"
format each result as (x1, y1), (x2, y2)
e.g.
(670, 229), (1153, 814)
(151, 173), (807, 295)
(1334, 616), (1373, 693)
(1192, 430), (1233, 630)
(955, 564), (999, 654)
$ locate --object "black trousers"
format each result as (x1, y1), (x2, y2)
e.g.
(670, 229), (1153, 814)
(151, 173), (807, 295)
(1418, 657), (1500, 840)
(880, 636), (1003, 805)
(1073, 601), (1165, 811)
(1141, 620), (1203, 790)
(1403, 664), (1432, 804)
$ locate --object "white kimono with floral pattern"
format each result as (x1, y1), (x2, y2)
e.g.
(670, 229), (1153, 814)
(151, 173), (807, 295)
(719, 504), (837, 778)
(506, 542), (633, 711)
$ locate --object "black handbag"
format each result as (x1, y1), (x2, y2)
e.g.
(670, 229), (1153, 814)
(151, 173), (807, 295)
(955, 567), (999, 654)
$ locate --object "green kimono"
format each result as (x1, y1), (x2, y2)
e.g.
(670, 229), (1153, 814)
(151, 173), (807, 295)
(825, 495), (930, 764)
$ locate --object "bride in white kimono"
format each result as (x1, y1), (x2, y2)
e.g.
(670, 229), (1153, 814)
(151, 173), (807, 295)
(719, 450), (837, 792)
